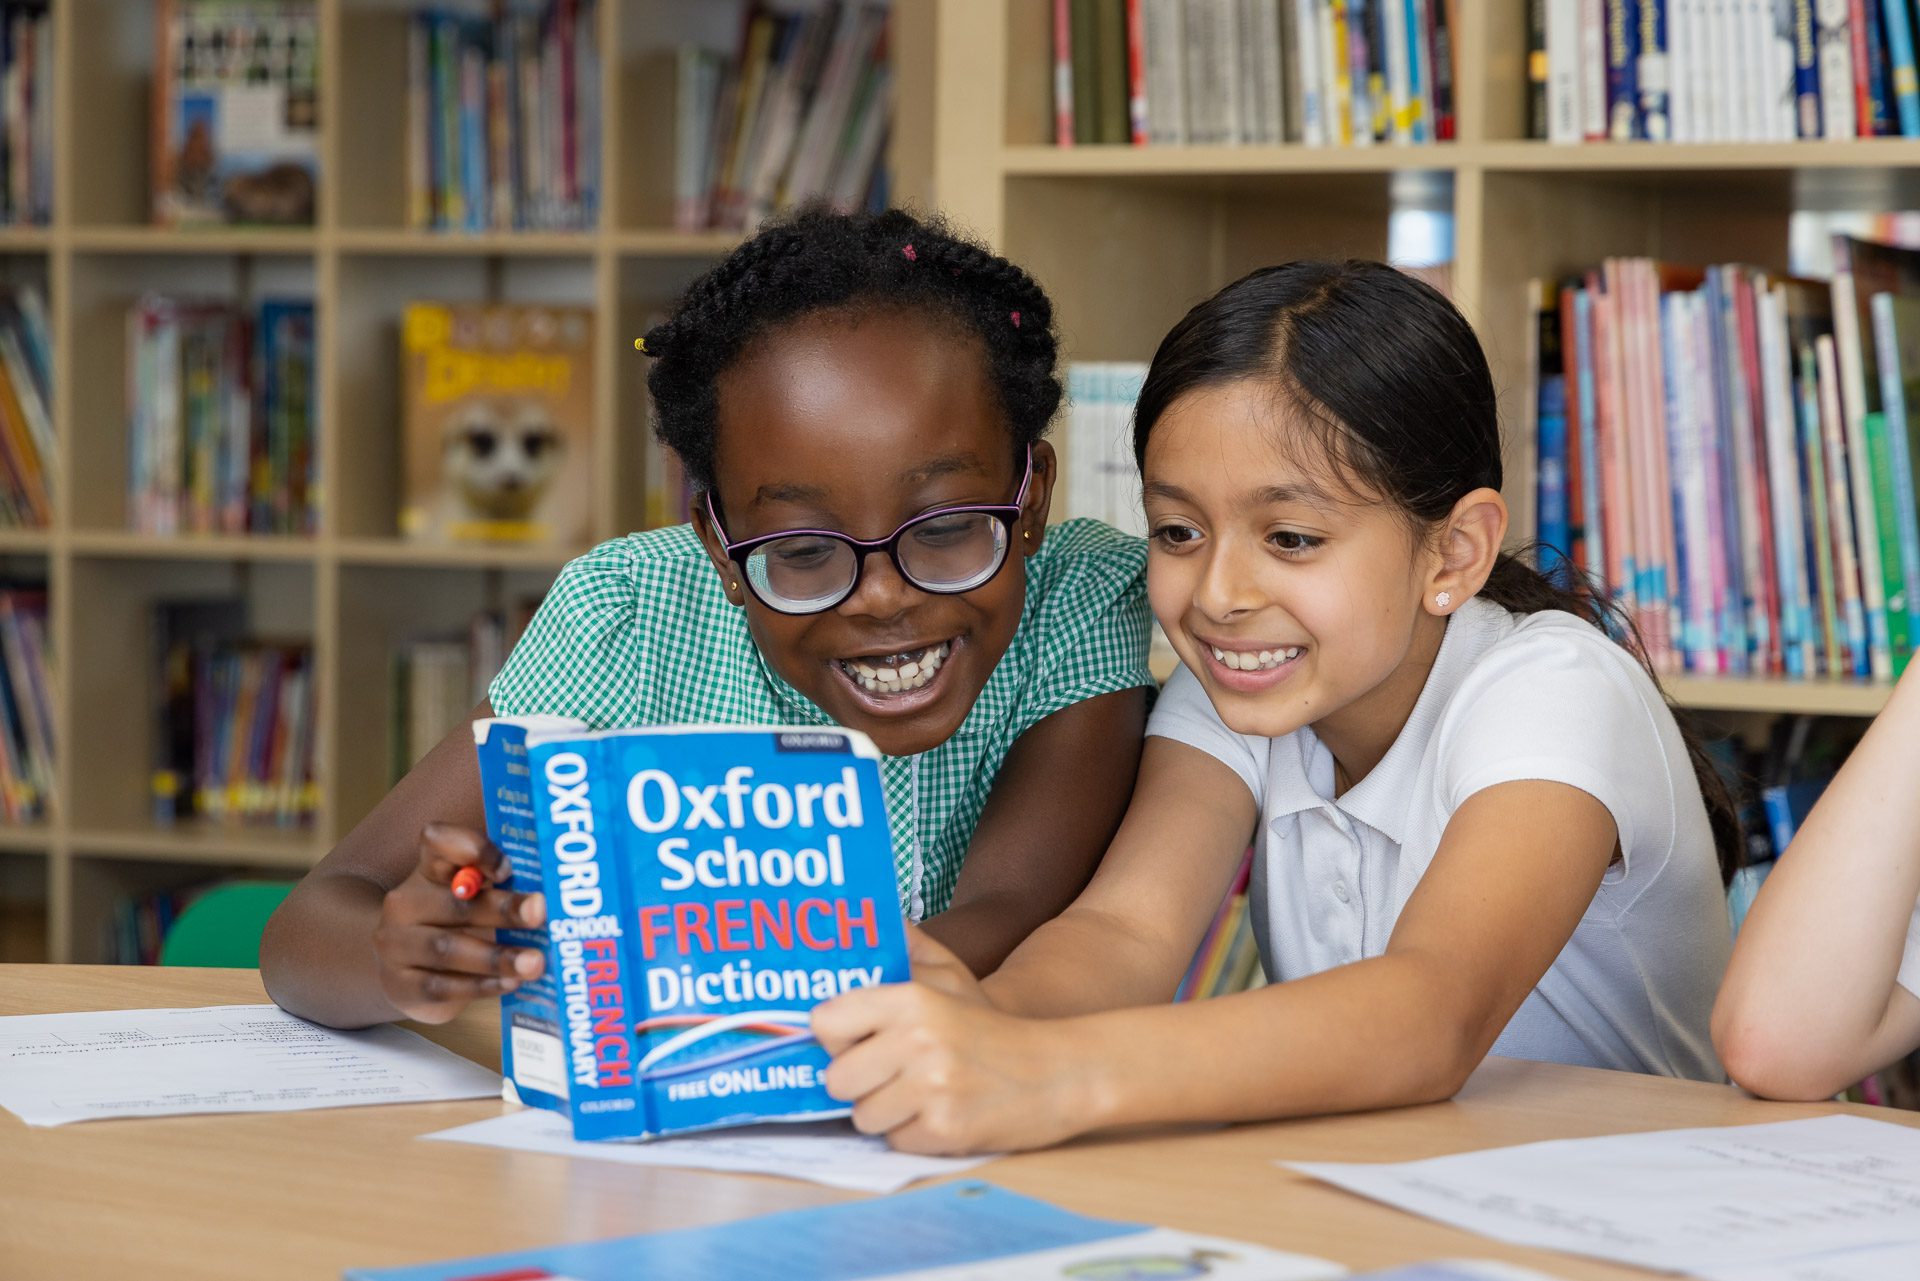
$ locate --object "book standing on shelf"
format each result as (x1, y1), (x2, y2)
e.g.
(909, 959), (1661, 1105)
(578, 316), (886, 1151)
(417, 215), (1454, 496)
(0, 283), (50, 530)
(390, 600), (540, 782)
(1065, 361), (1149, 537)
(405, 1), (601, 234)
(0, 4), (49, 227)
(398, 302), (593, 547)
(151, 0), (318, 227)
(475, 718), (909, 1141)
(127, 296), (316, 537)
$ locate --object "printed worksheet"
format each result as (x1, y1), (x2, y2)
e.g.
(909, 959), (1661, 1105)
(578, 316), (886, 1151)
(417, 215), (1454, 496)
(426, 1105), (991, 1193)
(0, 1004), (500, 1125)
(1288, 1115), (1920, 1274)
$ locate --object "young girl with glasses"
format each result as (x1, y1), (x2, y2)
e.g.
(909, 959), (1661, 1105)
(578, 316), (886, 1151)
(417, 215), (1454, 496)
(812, 260), (1742, 1154)
(262, 209), (1155, 1028)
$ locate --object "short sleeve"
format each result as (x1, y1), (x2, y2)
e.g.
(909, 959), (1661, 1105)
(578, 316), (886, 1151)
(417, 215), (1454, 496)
(1899, 899), (1920, 1000)
(1436, 621), (1676, 880)
(488, 540), (644, 728)
(1012, 520), (1156, 732)
(1145, 664), (1268, 806)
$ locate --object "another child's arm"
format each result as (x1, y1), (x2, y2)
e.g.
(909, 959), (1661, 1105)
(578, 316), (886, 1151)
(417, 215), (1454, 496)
(918, 687), (1149, 976)
(816, 747), (1616, 1154)
(1713, 667), (1920, 1100)
(259, 702), (547, 1029)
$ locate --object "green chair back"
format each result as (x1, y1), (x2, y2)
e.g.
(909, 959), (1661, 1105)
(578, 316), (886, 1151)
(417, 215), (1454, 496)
(158, 880), (297, 968)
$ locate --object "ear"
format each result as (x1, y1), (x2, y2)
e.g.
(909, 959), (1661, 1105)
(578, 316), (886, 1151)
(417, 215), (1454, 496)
(1021, 441), (1057, 555)
(1425, 486), (1507, 616)
(689, 494), (747, 609)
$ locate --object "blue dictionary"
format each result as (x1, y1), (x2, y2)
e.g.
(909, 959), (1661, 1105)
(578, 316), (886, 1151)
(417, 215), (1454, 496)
(474, 718), (910, 1142)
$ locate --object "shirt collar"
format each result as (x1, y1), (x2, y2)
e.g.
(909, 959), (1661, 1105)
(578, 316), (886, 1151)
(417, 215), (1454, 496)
(1267, 596), (1506, 844)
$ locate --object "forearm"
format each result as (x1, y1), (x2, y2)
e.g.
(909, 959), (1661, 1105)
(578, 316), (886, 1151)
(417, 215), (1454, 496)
(259, 871), (405, 1028)
(917, 891), (1056, 977)
(1717, 667), (1920, 1091)
(1055, 953), (1482, 1133)
(982, 904), (1190, 1017)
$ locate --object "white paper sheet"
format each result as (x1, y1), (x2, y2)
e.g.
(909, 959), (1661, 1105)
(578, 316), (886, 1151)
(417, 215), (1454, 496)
(424, 1105), (992, 1193)
(0, 1004), (501, 1125)
(871, 1226), (1345, 1280)
(1696, 1239), (1920, 1281)
(1287, 1115), (1920, 1274)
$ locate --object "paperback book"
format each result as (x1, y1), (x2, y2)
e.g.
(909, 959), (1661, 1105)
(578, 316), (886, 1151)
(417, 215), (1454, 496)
(474, 717), (909, 1142)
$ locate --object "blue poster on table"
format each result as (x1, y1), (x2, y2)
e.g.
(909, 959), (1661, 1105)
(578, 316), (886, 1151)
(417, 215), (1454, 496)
(474, 718), (908, 1142)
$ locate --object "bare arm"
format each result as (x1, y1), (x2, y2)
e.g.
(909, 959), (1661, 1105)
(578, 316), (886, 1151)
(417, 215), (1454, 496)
(818, 776), (1617, 1153)
(259, 700), (545, 1029)
(1714, 667), (1920, 1100)
(918, 687), (1149, 976)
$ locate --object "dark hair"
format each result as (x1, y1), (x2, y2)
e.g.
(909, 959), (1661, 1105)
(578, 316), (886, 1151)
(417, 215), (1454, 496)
(640, 206), (1061, 496)
(1133, 260), (1743, 883)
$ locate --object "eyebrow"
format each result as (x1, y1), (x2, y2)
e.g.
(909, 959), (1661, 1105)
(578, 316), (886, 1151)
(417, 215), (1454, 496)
(750, 454), (988, 508)
(1144, 480), (1340, 509)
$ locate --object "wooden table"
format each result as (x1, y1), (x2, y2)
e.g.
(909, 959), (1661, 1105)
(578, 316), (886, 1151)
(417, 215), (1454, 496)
(4, 965), (1917, 1281)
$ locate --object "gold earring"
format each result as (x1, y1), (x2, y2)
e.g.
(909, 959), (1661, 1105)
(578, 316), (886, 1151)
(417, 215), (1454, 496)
(1021, 530), (1030, 543)
(730, 579), (740, 592)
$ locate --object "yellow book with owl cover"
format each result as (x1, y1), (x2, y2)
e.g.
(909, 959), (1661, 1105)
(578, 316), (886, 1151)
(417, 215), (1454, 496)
(399, 302), (594, 545)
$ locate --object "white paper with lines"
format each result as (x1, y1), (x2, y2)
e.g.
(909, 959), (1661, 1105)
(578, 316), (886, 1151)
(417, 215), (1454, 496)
(0, 1004), (500, 1125)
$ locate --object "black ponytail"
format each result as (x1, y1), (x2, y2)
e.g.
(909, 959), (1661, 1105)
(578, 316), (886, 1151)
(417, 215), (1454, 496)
(1133, 261), (1743, 884)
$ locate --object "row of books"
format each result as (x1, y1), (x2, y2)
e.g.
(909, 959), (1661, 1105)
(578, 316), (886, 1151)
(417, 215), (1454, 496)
(151, 600), (317, 828)
(672, 2), (893, 234)
(0, 4), (48, 227)
(108, 886), (189, 965)
(405, 1), (600, 234)
(127, 297), (317, 538)
(1527, 0), (1920, 143)
(389, 602), (539, 782)
(1528, 235), (1920, 682)
(1175, 851), (1265, 1000)
(153, 0), (319, 227)
(0, 587), (50, 824)
(1065, 362), (1150, 537)
(0, 284), (50, 529)
(1053, 0), (1458, 148)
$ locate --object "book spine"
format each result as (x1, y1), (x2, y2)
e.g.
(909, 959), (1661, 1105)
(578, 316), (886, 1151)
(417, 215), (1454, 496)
(1816, 334), (1871, 675)
(1872, 292), (1920, 661)
(1816, 0), (1858, 137)
(1865, 408), (1914, 669)
(1547, 0), (1586, 140)
(1127, 0), (1151, 142)
(1792, 0), (1824, 135)
(1579, 0), (1610, 137)
(1055, 0), (1077, 145)
(1636, 0), (1670, 137)
(1606, 0), (1643, 137)
(1830, 261), (1893, 677)
(1849, 0), (1876, 133)
(1883, 0), (1920, 133)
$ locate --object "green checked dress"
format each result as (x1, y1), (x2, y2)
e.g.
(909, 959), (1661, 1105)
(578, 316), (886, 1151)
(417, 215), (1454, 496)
(488, 518), (1155, 920)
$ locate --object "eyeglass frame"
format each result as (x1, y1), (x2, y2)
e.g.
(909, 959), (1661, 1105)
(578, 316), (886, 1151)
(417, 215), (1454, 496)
(704, 447), (1036, 616)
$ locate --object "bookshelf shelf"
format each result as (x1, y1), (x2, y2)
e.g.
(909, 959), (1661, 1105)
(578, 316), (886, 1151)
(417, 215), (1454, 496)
(333, 538), (582, 571)
(612, 230), (747, 258)
(0, 826), (52, 854)
(67, 827), (326, 870)
(999, 143), (1454, 177)
(1661, 677), (1896, 718)
(0, 529), (52, 554)
(0, 228), (51, 251)
(67, 532), (319, 562)
(67, 227), (322, 256)
(333, 230), (601, 257)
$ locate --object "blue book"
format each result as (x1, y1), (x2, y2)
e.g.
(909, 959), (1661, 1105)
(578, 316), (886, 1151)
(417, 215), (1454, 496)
(1606, 0), (1643, 139)
(1636, 0), (1668, 139)
(1793, 0), (1823, 137)
(1403, 0), (1429, 142)
(1864, 0), (1896, 135)
(1761, 775), (1829, 855)
(475, 717), (910, 1142)
(1882, 0), (1920, 134)
(1573, 288), (1608, 592)
(1539, 371), (1572, 579)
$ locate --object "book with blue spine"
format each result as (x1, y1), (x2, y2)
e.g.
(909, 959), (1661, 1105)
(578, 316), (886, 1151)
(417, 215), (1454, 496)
(1792, 0), (1823, 136)
(474, 717), (909, 1142)
(1605, 0), (1642, 138)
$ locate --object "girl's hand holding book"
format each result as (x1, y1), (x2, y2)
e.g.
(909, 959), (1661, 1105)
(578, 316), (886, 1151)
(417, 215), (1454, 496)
(373, 821), (548, 1024)
(815, 928), (1085, 1155)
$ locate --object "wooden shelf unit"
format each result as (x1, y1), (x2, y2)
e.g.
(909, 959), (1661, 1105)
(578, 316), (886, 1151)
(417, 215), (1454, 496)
(928, 0), (1917, 726)
(0, 0), (937, 963)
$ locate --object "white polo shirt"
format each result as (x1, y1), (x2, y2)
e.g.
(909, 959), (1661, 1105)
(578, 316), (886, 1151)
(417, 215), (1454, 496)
(1148, 596), (1731, 1081)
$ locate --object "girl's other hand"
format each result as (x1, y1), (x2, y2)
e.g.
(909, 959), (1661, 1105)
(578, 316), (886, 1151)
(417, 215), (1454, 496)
(902, 923), (992, 1007)
(814, 974), (1085, 1155)
(372, 822), (547, 1024)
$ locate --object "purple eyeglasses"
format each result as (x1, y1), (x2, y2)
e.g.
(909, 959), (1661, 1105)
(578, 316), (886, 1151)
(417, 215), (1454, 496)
(707, 449), (1034, 615)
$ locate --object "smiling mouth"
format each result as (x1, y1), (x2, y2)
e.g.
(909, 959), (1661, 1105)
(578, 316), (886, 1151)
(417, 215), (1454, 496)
(834, 641), (954, 695)
(1207, 644), (1302, 672)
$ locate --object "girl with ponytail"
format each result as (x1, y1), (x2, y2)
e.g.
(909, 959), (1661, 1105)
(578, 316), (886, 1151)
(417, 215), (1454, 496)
(816, 260), (1737, 1155)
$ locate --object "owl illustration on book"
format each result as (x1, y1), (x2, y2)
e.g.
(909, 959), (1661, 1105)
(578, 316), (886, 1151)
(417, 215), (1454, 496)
(441, 398), (565, 531)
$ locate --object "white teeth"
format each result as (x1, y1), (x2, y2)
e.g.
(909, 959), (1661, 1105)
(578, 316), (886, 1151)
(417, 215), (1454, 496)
(1209, 644), (1298, 673)
(843, 642), (952, 695)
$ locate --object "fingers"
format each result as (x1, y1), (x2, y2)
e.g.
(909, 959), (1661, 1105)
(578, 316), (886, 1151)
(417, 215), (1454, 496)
(848, 1075), (923, 1139)
(418, 822), (511, 884)
(811, 982), (918, 1055)
(379, 966), (527, 1025)
(378, 921), (544, 981)
(822, 1029), (903, 1106)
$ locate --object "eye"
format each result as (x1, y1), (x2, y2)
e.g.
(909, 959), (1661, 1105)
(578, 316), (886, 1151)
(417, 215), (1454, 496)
(1149, 522), (1200, 549)
(769, 538), (837, 569)
(1269, 530), (1322, 555)
(909, 515), (978, 546)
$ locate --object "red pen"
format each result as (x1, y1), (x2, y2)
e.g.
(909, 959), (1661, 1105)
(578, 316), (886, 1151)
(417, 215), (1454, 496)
(450, 865), (485, 901)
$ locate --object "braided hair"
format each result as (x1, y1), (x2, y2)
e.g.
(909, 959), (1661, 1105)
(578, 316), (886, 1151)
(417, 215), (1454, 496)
(641, 206), (1061, 496)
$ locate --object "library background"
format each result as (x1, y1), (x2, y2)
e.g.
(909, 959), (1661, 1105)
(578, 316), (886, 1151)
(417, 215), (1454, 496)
(0, 0), (1915, 1103)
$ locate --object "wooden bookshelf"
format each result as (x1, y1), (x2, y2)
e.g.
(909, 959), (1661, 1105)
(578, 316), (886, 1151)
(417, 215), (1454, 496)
(929, 0), (1917, 729)
(2, 0), (938, 963)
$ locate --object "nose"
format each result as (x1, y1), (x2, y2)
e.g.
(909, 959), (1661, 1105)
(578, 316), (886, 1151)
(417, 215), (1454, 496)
(836, 546), (922, 622)
(1192, 537), (1269, 623)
